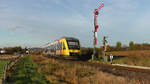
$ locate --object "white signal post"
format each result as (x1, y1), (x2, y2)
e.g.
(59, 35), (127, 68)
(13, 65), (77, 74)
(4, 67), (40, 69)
(92, 3), (104, 60)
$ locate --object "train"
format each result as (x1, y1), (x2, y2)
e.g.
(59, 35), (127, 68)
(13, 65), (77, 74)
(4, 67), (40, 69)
(43, 37), (81, 58)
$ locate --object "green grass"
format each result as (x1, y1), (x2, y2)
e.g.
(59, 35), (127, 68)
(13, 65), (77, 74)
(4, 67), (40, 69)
(0, 60), (9, 78)
(7, 55), (49, 84)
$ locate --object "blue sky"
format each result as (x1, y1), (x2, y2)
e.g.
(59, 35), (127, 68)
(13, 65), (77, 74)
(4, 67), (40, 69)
(0, 0), (150, 48)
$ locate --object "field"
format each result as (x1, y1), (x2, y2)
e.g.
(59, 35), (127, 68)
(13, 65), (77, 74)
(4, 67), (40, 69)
(32, 55), (149, 84)
(6, 54), (150, 84)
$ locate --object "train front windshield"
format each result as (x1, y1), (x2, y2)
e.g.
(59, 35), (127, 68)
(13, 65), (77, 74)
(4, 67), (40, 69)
(67, 40), (80, 49)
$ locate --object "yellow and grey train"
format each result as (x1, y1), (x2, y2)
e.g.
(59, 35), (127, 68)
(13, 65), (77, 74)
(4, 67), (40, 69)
(43, 37), (80, 58)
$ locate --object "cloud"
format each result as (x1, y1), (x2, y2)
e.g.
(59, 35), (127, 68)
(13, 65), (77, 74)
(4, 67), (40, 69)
(8, 25), (24, 31)
(0, 4), (8, 9)
(0, 4), (9, 13)
(25, 0), (141, 46)
(0, 0), (149, 47)
(95, 0), (142, 45)
(107, 0), (139, 10)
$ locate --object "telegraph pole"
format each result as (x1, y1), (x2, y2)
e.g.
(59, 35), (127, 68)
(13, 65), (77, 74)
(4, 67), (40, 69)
(92, 3), (104, 60)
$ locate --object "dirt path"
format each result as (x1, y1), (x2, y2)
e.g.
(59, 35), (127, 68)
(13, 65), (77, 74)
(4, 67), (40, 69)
(0, 79), (2, 84)
(112, 64), (150, 70)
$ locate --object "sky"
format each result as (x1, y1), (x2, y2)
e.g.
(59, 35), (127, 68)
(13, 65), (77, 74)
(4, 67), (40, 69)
(0, 0), (150, 48)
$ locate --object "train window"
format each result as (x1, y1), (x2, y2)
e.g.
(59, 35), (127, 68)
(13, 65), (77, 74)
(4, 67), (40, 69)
(68, 42), (78, 46)
(67, 40), (80, 49)
(57, 43), (59, 50)
(59, 43), (61, 50)
(60, 42), (62, 50)
(57, 43), (61, 50)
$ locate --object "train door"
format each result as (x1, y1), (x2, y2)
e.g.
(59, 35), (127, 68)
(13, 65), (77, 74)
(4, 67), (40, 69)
(60, 42), (63, 55)
(63, 41), (69, 56)
(54, 44), (56, 55)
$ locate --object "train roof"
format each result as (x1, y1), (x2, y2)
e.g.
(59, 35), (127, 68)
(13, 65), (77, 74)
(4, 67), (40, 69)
(43, 37), (79, 47)
(61, 37), (79, 41)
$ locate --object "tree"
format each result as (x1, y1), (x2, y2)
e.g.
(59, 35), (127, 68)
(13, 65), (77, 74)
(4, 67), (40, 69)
(116, 41), (122, 50)
(12, 46), (22, 52)
(4, 46), (23, 54)
(129, 41), (134, 50)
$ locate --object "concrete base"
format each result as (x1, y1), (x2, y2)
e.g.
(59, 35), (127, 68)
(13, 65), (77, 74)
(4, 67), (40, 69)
(102, 51), (108, 62)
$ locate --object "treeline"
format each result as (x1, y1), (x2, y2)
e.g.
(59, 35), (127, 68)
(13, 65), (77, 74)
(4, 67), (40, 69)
(107, 41), (150, 52)
(0, 46), (27, 54)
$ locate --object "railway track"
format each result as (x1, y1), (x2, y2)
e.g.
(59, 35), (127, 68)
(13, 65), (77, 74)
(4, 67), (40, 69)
(0, 55), (20, 60)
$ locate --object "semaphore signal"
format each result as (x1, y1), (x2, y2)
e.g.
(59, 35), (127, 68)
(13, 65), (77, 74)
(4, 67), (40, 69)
(92, 2), (104, 60)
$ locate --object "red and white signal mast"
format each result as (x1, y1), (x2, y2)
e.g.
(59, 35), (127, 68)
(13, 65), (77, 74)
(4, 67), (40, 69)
(92, 2), (104, 60)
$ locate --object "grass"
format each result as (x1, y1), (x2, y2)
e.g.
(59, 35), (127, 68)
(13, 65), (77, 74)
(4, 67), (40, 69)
(7, 55), (49, 84)
(106, 50), (150, 67)
(32, 55), (147, 84)
(0, 60), (9, 78)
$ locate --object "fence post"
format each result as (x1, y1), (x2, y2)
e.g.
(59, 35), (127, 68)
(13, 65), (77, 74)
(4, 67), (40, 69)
(2, 55), (21, 84)
(2, 63), (8, 84)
